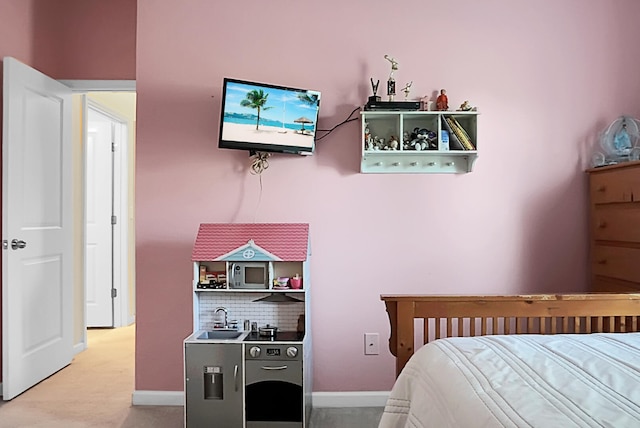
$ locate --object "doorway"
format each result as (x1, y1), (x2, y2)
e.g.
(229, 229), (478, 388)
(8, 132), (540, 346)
(1, 66), (137, 399)
(81, 91), (136, 331)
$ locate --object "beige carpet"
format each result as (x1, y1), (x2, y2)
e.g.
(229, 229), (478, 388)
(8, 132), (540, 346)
(0, 325), (183, 428)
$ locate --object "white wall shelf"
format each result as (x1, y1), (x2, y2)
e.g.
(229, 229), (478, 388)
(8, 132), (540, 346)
(361, 110), (479, 174)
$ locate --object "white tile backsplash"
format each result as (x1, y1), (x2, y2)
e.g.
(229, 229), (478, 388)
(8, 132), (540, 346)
(199, 293), (304, 331)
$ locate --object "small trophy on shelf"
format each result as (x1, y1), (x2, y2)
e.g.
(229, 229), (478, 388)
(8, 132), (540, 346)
(385, 54), (398, 101)
(368, 78), (380, 105)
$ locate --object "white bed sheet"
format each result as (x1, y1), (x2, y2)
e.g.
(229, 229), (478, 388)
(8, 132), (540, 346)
(379, 333), (640, 428)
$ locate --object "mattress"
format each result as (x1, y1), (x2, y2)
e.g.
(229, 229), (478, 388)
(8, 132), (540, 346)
(379, 333), (640, 428)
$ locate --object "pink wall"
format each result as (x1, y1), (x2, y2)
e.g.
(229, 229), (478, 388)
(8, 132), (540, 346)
(135, 0), (640, 392)
(31, 0), (136, 80)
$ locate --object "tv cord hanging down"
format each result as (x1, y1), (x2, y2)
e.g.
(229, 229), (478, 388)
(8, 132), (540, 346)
(250, 152), (271, 174)
(315, 106), (361, 142)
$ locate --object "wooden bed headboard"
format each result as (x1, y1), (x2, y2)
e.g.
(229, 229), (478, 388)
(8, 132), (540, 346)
(381, 293), (640, 377)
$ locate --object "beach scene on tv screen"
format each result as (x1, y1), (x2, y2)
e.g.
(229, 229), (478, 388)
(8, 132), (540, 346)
(221, 81), (320, 149)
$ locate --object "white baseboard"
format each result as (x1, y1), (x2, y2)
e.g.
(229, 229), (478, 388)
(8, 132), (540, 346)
(131, 390), (389, 408)
(73, 341), (87, 355)
(132, 390), (184, 406)
(312, 391), (389, 408)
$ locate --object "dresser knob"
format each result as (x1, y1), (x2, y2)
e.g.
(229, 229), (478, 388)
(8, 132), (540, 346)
(597, 185), (606, 192)
(597, 221), (607, 228)
(597, 259), (607, 265)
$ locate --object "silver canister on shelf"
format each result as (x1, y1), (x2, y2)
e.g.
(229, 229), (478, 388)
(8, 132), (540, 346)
(244, 319), (251, 331)
(251, 322), (258, 332)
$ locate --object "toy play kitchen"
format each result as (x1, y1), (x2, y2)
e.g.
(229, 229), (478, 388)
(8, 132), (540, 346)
(184, 223), (312, 428)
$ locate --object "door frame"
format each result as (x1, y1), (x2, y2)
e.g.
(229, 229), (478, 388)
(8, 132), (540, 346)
(84, 98), (129, 329)
(62, 80), (135, 353)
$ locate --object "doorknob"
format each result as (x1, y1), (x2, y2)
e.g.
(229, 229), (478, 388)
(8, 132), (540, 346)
(11, 239), (26, 250)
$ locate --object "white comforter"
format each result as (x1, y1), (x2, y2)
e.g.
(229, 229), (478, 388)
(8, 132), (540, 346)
(379, 333), (640, 428)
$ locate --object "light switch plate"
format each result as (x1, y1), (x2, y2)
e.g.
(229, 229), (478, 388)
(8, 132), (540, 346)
(364, 333), (379, 355)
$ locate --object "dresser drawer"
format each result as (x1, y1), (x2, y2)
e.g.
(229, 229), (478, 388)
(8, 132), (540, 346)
(592, 246), (640, 283)
(592, 205), (640, 242)
(590, 165), (640, 204)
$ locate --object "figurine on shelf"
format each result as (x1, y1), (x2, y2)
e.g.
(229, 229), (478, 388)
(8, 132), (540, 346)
(372, 135), (381, 150)
(384, 55), (398, 78)
(365, 126), (373, 150)
(436, 89), (448, 111)
(457, 100), (477, 111)
(400, 81), (413, 99)
(388, 136), (399, 150)
(420, 95), (430, 111)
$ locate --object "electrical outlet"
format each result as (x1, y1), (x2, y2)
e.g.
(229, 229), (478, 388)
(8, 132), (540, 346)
(364, 333), (379, 355)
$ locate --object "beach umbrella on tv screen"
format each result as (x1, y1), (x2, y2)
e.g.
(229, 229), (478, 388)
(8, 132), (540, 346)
(294, 117), (314, 131)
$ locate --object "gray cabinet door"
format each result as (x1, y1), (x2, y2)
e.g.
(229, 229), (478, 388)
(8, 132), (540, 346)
(185, 343), (242, 427)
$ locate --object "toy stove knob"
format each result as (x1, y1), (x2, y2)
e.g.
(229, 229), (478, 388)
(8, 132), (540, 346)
(286, 347), (298, 358)
(249, 346), (261, 358)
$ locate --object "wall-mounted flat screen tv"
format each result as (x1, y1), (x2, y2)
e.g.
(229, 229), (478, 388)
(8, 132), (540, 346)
(218, 77), (321, 155)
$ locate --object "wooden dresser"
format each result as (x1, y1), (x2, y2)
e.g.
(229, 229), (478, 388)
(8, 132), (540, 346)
(588, 161), (640, 292)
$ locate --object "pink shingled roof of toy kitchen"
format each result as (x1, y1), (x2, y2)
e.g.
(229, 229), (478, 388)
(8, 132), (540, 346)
(191, 223), (309, 261)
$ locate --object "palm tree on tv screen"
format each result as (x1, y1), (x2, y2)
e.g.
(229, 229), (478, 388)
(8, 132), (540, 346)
(240, 89), (273, 130)
(298, 93), (318, 106)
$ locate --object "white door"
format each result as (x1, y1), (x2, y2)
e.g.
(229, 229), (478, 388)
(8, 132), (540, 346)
(85, 107), (114, 327)
(2, 57), (74, 400)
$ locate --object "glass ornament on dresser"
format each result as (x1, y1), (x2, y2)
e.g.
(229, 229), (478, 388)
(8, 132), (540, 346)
(599, 116), (640, 164)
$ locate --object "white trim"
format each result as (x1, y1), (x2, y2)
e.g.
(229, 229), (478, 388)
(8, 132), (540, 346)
(312, 391), (389, 408)
(130, 390), (390, 408)
(59, 80), (136, 92)
(80, 94), (89, 344)
(113, 111), (130, 328)
(73, 341), (87, 355)
(132, 390), (184, 406)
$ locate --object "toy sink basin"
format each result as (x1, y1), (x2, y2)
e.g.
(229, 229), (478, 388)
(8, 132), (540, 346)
(197, 330), (242, 340)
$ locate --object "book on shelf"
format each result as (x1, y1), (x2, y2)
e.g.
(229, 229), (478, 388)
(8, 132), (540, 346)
(447, 116), (474, 150)
(444, 116), (475, 150)
(440, 117), (465, 150)
(455, 118), (475, 150)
